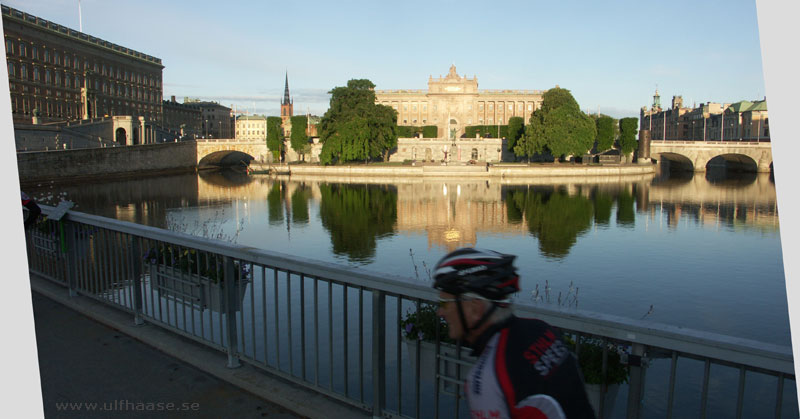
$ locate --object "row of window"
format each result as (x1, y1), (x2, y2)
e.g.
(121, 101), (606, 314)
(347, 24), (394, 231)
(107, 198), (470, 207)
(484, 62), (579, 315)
(7, 63), (161, 102)
(6, 39), (161, 88)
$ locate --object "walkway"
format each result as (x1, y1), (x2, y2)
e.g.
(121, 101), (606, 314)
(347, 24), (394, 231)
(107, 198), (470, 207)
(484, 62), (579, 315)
(30, 274), (368, 419)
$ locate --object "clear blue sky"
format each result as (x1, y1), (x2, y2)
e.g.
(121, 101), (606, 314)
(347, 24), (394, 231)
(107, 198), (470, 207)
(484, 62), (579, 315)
(5, 0), (766, 119)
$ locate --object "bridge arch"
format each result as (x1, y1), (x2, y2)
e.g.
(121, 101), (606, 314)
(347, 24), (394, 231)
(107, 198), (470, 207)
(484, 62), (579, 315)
(706, 153), (759, 173)
(198, 150), (255, 168)
(649, 141), (773, 173)
(655, 152), (695, 171)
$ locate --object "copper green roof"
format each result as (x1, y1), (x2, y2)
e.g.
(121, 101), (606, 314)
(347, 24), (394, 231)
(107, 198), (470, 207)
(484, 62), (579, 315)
(728, 100), (767, 113)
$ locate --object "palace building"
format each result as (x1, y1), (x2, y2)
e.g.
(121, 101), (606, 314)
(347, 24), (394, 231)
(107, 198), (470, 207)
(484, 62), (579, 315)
(2, 5), (164, 126)
(375, 65), (544, 139)
(640, 89), (769, 142)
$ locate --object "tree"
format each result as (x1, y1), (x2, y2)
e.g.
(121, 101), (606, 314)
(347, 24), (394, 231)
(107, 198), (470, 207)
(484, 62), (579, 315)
(514, 87), (596, 161)
(267, 117), (284, 161)
(507, 116), (525, 152)
(318, 79), (398, 165)
(290, 115), (309, 161)
(618, 117), (639, 157)
(595, 115), (615, 153)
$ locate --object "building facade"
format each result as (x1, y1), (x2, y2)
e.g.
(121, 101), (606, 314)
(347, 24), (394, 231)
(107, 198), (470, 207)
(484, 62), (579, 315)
(162, 96), (201, 139)
(375, 65), (544, 139)
(235, 115), (267, 141)
(3, 5), (164, 125)
(184, 99), (233, 139)
(640, 90), (769, 142)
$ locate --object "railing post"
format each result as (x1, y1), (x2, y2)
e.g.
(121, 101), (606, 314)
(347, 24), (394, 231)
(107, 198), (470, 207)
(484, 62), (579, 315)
(130, 236), (144, 325)
(371, 290), (385, 419)
(224, 256), (241, 369)
(63, 221), (78, 297)
(626, 343), (646, 419)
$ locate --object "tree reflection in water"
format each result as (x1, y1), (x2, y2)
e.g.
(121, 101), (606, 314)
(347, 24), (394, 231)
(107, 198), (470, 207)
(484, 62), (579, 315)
(318, 183), (397, 262)
(291, 184), (311, 225)
(506, 187), (593, 258)
(266, 182), (284, 225)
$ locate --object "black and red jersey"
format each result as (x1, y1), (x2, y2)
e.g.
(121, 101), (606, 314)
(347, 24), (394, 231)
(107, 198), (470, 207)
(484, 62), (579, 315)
(464, 316), (596, 419)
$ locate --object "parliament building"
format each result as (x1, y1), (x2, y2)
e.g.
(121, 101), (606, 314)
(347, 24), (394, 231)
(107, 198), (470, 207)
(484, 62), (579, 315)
(375, 65), (544, 139)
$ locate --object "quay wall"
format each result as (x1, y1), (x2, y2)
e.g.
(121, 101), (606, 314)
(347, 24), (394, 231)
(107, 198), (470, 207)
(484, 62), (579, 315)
(287, 163), (655, 178)
(17, 141), (197, 185)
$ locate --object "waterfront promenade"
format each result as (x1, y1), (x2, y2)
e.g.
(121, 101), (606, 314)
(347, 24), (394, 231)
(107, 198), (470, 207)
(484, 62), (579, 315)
(30, 273), (368, 419)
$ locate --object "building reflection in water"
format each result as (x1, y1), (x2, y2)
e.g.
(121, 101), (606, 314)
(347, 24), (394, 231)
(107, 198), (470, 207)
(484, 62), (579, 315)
(30, 170), (778, 262)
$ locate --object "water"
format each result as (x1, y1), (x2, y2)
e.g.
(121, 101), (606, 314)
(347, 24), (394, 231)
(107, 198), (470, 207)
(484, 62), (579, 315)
(28, 165), (792, 417)
(30, 166), (787, 345)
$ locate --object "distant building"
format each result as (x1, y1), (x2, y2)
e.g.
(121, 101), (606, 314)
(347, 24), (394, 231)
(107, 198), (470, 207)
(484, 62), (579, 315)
(162, 96), (201, 139)
(640, 90), (769, 141)
(235, 115), (267, 141)
(2, 5), (164, 128)
(185, 99), (233, 139)
(375, 65), (544, 139)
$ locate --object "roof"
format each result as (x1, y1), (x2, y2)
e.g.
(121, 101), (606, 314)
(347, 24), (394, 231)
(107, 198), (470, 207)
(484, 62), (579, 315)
(727, 100), (767, 113)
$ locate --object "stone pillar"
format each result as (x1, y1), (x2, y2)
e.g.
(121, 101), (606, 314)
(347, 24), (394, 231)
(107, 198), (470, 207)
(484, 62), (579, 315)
(637, 129), (651, 164)
(139, 117), (146, 144)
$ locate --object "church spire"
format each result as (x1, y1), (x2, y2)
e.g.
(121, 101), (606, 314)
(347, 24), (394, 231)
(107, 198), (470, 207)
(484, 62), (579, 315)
(280, 71), (294, 119)
(282, 72), (292, 106)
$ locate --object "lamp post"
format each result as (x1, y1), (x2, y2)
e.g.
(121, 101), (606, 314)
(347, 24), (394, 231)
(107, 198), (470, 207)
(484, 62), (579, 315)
(204, 119), (208, 138)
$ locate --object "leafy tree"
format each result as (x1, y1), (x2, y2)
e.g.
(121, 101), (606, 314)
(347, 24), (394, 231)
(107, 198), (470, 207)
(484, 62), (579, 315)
(619, 117), (639, 157)
(318, 79), (398, 164)
(507, 116), (525, 151)
(514, 87), (596, 161)
(267, 116), (284, 161)
(290, 115), (309, 160)
(595, 115), (615, 152)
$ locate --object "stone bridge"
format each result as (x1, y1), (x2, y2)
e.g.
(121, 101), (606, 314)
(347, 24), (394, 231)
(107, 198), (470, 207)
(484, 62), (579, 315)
(650, 140), (773, 172)
(195, 139), (270, 167)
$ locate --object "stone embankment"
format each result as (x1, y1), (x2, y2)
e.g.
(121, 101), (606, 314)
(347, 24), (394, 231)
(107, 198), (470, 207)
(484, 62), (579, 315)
(269, 163), (656, 179)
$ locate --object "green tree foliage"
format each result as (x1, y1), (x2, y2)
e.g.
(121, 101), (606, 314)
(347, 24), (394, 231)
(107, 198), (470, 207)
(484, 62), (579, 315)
(514, 87), (596, 161)
(396, 125), (437, 138)
(318, 79), (398, 164)
(422, 125), (438, 138)
(464, 125), (508, 139)
(506, 116), (525, 151)
(267, 117), (284, 161)
(318, 183), (397, 261)
(289, 115), (309, 158)
(595, 115), (615, 152)
(619, 117), (639, 156)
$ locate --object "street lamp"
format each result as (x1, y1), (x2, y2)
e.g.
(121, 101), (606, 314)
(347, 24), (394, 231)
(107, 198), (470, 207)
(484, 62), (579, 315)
(204, 119), (208, 138)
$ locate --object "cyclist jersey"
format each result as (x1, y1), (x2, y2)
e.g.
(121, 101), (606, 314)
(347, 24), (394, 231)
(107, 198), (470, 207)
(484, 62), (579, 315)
(465, 316), (596, 419)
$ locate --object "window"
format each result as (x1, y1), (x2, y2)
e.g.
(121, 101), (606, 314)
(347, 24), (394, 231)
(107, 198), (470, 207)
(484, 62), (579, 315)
(45, 69), (51, 84)
(20, 64), (27, 80)
(56, 72), (61, 86)
(7, 62), (14, 77)
(75, 75), (80, 88)
(54, 52), (60, 65)
(44, 49), (50, 63)
(102, 64), (107, 76)
(93, 62), (98, 73)
(102, 82), (107, 94)
(5, 40), (12, 55)
(19, 42), (26, 57)
(65, 75), (70, 88)
(32, 46), (38, 60)
(33, 67), (40, 81)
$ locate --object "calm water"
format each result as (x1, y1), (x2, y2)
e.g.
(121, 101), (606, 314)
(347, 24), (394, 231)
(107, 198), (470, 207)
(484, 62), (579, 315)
(28, 167), (788, 346)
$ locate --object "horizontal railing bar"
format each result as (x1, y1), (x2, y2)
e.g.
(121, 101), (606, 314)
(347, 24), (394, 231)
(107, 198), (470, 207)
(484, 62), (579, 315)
(40, 205), (796, 376)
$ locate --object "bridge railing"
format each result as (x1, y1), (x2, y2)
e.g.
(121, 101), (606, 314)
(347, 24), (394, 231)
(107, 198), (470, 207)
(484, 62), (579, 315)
(26, 205), (796, 419)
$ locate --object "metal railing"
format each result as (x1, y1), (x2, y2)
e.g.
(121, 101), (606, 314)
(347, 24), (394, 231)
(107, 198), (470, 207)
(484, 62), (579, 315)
(26, 205), (796, 419)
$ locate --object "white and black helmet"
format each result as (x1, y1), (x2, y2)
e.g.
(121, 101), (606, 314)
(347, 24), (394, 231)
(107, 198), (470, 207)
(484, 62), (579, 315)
(433, 248), (520, 300)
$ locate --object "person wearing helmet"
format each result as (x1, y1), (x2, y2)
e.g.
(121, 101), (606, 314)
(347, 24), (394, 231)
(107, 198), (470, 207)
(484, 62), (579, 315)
(434, 247), (595, 419)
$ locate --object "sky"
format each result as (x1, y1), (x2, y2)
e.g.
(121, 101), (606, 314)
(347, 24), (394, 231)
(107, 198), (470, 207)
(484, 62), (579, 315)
(3, 0), (766, 119)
